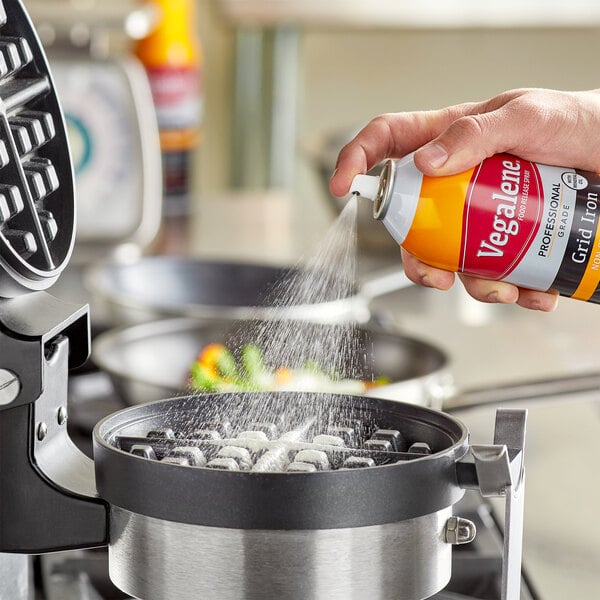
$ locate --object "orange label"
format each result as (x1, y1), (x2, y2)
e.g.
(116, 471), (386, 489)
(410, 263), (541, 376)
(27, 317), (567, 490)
(159, 128), (202, 152)
(572, 222), (600, 300)
(402, 169), (474, 271)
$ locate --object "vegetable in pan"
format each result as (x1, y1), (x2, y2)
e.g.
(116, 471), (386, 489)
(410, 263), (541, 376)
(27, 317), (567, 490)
(189, 343), (389, 394)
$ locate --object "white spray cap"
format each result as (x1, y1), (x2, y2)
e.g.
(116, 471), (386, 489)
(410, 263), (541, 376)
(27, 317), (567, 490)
(350, 174), (379, 201)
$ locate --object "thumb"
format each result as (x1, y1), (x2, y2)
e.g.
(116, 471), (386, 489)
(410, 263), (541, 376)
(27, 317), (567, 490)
(413, 110), (520, 176)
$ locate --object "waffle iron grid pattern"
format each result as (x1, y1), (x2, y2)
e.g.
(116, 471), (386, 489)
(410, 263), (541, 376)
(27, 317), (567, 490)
(116, 417), (434, 473)
(0, 0), (74, 294)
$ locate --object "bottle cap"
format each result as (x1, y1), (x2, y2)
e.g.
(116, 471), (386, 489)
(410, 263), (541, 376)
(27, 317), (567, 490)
(350, 174), (379, 201)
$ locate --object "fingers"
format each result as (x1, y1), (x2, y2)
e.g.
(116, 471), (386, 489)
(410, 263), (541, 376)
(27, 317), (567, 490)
(329, 116), (392, 197)
(413, 88), (600, 176)
(329, 105), (477, 197)
(403, 247), (520, 302)
(413, 105), (527, 176)
(403, 254), (559, 311)
(412, 90), (527, 176)
(331, 88), (600, 195)
(401, 249), (455, 290)
(515, 288), (560, 312)
(458, 274), (520, 304)
(459, 274), (558, 310)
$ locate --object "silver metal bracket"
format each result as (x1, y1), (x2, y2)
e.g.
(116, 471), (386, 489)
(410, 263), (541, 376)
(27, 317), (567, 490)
(469, 408), (527, 600)
(444, 515), (476, 545)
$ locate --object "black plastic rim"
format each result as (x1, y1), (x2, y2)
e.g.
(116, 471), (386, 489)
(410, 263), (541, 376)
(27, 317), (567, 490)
(93, 392), (470, 530)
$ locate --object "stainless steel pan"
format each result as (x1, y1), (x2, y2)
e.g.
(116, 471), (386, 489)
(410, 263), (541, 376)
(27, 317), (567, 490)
(85, 257), (411, 326)
(91, 318), (454, 409)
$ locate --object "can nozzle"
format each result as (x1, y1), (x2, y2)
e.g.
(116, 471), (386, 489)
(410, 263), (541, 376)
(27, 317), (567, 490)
(350, 174), (379, 201)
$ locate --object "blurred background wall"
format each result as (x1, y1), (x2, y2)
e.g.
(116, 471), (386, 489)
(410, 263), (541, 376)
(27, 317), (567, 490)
(196, 2), (600, 250)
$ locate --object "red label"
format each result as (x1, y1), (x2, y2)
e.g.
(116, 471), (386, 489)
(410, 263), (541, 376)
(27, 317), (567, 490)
(460, 154), (543, 279)
(146, 66), (201, 108)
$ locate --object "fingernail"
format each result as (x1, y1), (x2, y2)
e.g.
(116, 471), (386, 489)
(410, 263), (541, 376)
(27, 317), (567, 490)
(421, 143), (448, 169)
(329, 167), (338, 182)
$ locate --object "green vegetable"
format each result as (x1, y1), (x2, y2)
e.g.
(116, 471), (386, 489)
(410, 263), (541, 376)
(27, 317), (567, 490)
(241, 344), (267, 379)
(216, 347), (239, 380)
(189, 342), (387, 395)
(190, 362), (220, 391)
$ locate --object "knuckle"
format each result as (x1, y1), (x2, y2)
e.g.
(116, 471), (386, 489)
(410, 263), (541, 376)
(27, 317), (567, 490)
(510, 94), (549, 121)
(506, 90), (568, 129)
(368, 113), (395, 131)
(401, 252), (431, 285)
(448, 114), (486, 140)
(337, 114), (397, 164)
(485, 87), (532, 109)
(368, 114), (395, 140)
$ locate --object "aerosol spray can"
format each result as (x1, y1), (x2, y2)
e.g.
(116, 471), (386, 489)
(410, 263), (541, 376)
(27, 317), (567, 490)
(351, 153), (600, 303)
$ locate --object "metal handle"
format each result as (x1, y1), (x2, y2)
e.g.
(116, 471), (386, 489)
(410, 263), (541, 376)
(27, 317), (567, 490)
(358, 267), (414, 300)
(466, 408), (527, 600)
(449, 371), (600, 410)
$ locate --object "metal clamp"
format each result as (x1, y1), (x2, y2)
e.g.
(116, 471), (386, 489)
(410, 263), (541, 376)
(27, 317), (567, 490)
(460, 408), (527, 600)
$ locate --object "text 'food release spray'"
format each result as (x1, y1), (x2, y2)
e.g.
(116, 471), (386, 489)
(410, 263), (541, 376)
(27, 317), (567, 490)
(352, 153), (600, 303)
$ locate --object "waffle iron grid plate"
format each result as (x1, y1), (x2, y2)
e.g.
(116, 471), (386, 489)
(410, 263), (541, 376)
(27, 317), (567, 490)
(0, 0), (74, 297)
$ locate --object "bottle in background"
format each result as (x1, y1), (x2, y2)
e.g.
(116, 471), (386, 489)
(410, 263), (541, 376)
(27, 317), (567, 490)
(135, 0), (203, 225)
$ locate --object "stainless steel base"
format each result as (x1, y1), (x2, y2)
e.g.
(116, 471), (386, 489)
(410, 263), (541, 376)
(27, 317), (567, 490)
(109, 506), (453, 600)
(0, 554), (33, 600)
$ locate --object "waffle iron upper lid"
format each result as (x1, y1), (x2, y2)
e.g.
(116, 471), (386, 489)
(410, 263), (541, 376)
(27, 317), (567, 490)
(0, 0), (75, 297)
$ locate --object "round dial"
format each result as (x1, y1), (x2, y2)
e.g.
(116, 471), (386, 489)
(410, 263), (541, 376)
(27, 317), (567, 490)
(51, 58), (151, 243)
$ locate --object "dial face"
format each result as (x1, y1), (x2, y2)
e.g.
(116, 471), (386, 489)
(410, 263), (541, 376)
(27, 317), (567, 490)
(51, 60), (145, 241)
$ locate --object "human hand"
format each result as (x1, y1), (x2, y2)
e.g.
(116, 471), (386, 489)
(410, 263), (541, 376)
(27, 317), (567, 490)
(330, 88), (600, 311)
